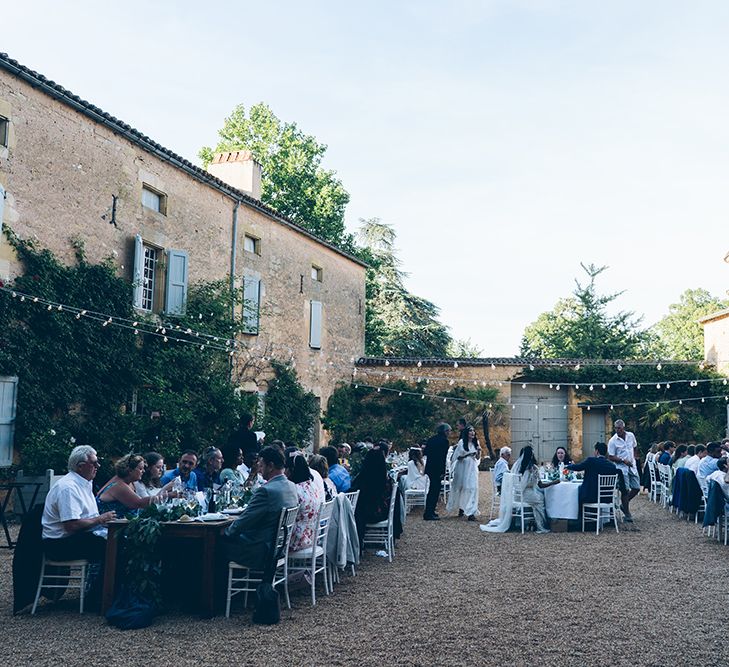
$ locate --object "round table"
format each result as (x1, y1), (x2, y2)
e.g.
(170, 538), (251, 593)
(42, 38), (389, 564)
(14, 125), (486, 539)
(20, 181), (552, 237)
(544, 481), (581, 520)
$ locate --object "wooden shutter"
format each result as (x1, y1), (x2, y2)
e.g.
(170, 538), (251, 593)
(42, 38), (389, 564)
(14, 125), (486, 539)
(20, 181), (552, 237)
(132, 234), (144, 308)
(0, 376), (18, 468)
(309, 300), (322, 349)
(164, 249), (189, 315)
(242, 277), (261, 334)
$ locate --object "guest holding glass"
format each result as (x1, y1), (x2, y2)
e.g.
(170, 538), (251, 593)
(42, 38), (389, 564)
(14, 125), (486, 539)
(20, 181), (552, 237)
(551, 446), (573, 469)
(161, 450), (198, 491)
(195, 446), (223, 491)
(96, 454), (155, 517)
(447, 427), (480, 520)
(512, 446), (559, 534)
(134, 451), (178, 498)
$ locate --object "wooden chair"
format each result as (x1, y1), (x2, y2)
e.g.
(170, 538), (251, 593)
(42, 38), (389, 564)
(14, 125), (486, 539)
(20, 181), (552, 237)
(32, 556), (89, 614)
(582, 474), (619, 534)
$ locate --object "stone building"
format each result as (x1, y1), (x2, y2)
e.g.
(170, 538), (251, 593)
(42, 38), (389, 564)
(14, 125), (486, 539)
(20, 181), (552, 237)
(355, 357), (611, 463)
(0, 52), (365, 462)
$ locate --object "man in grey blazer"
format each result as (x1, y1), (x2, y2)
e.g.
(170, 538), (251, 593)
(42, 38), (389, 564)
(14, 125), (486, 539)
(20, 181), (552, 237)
(223, 446), (298, 572)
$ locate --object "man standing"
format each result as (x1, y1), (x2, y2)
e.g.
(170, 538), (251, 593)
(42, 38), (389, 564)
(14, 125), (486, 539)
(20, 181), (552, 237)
(607, 419), (640, 522)
(423, 423), (451, 521)
(492, 447), (511, 493)
(161, 450), (198, 490)
(229, 413), (259, 461)
(567, 442), (619, 505)
(223, 446), (298, 571)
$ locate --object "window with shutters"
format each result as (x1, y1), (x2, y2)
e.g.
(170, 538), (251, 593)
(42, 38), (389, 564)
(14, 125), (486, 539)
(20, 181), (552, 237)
(142, 184), (167, 215)
(132, 235), (188, 316)
(309, 300), (322, 349)
(242, 276), (261, 334)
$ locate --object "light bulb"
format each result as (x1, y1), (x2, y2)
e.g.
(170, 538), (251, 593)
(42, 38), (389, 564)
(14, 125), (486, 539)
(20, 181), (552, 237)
(522, 383), (526, 389)
(637, 384), (641, 389)
(656, 384), (661, 389)
(556, 385), (560, 391)
(656, 363), (662, 370)
(453, 362), (458, 368)
(624, 384), (629, 390)
(617, 364), (622, 371)
(589, 385), (594, 391)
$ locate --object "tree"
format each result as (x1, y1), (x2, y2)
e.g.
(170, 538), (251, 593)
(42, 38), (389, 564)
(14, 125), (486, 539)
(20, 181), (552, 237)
(200, 103), (352, 248)
(648, 288), (727, 360)
(520, 263), (646, 359)
(447, 337), (484, 358)
(357, 218), (452, 357)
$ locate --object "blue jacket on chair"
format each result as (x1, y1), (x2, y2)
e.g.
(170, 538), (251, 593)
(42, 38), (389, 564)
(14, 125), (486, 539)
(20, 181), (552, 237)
(567, 456), (619, 505)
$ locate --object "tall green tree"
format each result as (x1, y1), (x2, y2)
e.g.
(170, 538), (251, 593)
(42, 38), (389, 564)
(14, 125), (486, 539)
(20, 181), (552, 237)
(357, 218), (452, 357)
(200, 103), (352, 248)
(648, 288), (727, 360)
(520, 263), (646, 359)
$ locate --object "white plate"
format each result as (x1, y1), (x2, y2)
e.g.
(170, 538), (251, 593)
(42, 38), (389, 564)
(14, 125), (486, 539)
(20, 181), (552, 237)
(222, 507), (244, 515)
(196, 512), (228, 521)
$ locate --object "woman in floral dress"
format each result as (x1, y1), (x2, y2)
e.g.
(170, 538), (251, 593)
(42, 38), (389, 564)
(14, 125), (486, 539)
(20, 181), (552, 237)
(286, 452), (324, 552)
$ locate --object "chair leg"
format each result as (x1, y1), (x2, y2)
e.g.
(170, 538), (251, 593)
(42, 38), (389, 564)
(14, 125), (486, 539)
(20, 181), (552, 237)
(31, 560), (46, 615)
(79, 564), (86, 614)
(225, 566), (233, 618)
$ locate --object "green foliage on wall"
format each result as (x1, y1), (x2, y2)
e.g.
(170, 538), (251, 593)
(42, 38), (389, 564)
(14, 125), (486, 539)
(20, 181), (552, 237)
(322, 380), (500, 447)
(0, 228), (253, 475)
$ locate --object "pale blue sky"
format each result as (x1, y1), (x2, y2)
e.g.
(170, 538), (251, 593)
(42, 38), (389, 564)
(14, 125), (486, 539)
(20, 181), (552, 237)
(4, 1), (729, 355)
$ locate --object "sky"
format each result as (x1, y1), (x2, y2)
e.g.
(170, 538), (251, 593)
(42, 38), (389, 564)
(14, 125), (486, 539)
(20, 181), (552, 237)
(4, 1), (729, 356)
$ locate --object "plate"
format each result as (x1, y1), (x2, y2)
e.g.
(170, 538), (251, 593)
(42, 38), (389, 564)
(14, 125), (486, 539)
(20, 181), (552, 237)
(196, 512), (228, 521)
(222, 507), (244, 515)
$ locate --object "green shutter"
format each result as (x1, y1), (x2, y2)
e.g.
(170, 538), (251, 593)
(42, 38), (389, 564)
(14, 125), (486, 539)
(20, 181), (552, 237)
(164, 249), (189, 315)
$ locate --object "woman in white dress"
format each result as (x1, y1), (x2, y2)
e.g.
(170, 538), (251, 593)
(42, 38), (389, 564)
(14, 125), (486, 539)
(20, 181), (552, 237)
(447, 427), (480, 520)
(406, 447), (428, 491)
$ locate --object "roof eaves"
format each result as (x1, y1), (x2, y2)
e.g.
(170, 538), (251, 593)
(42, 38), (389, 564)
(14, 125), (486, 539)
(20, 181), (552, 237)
(0, 52), (368, 269)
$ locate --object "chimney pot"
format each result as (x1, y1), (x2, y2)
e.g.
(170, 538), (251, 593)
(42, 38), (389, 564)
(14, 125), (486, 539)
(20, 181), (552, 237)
(207, 151), (262, 199)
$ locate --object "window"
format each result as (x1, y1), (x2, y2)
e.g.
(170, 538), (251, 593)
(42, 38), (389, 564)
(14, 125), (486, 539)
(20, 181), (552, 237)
(140, 245), (157, 311)
(309, 300), (322, 349)
(242, 276), (261, 334)
(311, 265), (323, 282)
(0, 116), (8, 148)
(142, 184), (167, 215)
(244, 235), (260, 254)
(132, 234), (188, 315)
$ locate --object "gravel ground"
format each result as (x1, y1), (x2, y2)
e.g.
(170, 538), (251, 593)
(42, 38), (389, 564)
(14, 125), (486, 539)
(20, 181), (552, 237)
(2, 475), (728, 667)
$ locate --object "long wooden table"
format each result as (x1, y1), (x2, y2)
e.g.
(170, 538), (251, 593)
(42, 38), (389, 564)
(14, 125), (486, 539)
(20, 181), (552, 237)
(102, 517), (233, 618)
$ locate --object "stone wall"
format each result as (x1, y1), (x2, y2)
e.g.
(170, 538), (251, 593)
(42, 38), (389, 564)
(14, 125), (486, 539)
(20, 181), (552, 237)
(0, 68), (366, 445)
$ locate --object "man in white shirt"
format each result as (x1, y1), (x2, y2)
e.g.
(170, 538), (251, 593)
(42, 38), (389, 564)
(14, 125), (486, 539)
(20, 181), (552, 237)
(607, 419), (640, 522)
(492, 447), (511, 493)
(684, 444), (706, 475)
(697, 442), (723, 492)
(42, 445), (115, 564)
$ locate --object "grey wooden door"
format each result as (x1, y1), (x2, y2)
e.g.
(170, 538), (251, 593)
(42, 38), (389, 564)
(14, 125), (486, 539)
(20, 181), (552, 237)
(582, 409), (607, 459)
(510, 386), (568, 464)
(0, 376), (18, 467)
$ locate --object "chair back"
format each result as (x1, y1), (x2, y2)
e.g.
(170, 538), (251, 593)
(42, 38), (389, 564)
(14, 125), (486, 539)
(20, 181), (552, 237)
(596, 474), (618, 504)
(657, 463), (672, 490)
(490, 469), (500, 496)
(275, 506), (300, 559)
(316, 499), (336, 550)
(343, 490), (360, 513)
(387, 480), (398, 525)
(511, 473), (524, 503)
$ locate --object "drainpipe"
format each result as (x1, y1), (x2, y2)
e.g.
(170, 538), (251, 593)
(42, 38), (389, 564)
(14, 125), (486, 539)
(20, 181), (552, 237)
(229, 200), (240, 377)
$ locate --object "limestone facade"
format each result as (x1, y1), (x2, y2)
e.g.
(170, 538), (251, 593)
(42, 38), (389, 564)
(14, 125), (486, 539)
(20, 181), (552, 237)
(0, 54), (366, 446)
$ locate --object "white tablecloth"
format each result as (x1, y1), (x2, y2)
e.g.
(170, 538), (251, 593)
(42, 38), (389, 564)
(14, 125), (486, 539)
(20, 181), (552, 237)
(544, 482), (581, 520)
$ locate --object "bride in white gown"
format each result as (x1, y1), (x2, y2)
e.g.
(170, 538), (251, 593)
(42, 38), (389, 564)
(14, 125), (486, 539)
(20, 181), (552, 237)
(447, 426), (481, 520)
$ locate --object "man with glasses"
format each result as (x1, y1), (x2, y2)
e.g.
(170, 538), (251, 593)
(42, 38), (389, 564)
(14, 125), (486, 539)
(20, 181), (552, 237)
(42, 445), (116, 603)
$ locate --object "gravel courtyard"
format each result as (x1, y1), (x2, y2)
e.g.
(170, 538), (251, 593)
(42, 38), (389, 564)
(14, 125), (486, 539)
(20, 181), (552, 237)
(2, 474), (727, 667)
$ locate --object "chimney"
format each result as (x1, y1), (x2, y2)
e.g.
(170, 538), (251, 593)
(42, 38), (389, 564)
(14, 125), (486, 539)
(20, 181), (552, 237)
(207, 150), (262, 199)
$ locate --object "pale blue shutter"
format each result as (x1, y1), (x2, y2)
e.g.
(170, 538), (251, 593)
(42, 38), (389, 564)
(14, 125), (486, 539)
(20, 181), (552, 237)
(164, 249), (189, 315)
(309, 300), (322, 349)
(132, 234), (144, 308)
(242, 277), (261, 334)
(0, 185), (5, 227)
(0, 376), (18, 467)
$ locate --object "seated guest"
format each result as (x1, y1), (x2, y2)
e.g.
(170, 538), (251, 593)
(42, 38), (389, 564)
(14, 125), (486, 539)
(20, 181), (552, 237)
(309, 454), (336, 501)
(566, 442), (620, 505)
(195, 446), (223, 491)
(286, 452), (325, 552)
(350, 449), (394, 549)
(321, 445), (351, 493)
(237, 451), (263, 489)
(134, 451), (178, 498)
(223, 446), (298, 571)
(658, 441), (675, 465)
(684, 444), (706, 475)
(492, 447), (511, 493)
(220, 443), (246, 485)
(698, 442), (723, 491)
(406, 447), (428, 491)
(337, 442), (351, 469)
(161, 450), (198, 490)
(42, 446), (116, 585)
(707, 458), (729, 500)
(671, 444), (690, 470)
(377, 440), (391, 457)
(511, 446), (558, 534)
(96, 454), (155, 517)
(551, 446), (573, 468)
